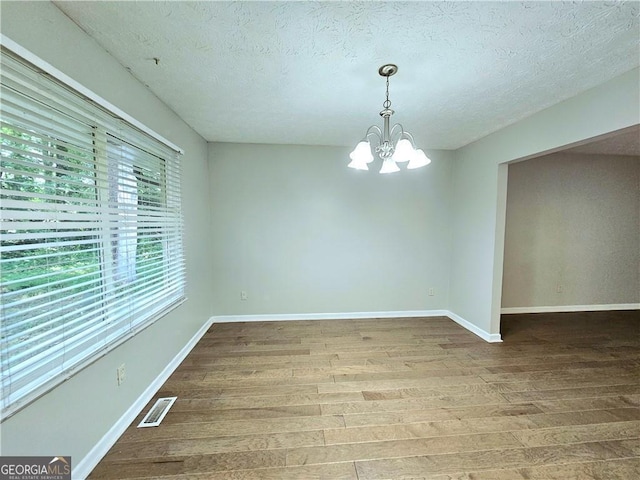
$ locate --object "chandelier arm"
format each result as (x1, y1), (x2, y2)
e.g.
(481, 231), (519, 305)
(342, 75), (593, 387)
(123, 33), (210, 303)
(389, 123), (406, 143)
(364, 125), (383, 143)
(399, 129), (417, 147)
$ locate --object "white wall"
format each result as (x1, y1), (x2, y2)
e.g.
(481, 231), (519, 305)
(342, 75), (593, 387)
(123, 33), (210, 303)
(450, 68), (640, 336)
(0, 0), (212, 466)
(209, 143), (453, 315)
(502, 152), (640, 309)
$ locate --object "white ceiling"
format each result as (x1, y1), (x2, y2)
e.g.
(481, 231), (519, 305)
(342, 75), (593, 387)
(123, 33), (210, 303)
(53, 1), (639, 150)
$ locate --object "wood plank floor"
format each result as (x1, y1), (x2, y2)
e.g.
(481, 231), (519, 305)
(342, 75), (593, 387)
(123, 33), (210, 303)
(89, 311), (640, 479)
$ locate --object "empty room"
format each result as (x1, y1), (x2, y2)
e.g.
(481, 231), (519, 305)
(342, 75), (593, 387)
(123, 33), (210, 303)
(0, 1), (638, 479)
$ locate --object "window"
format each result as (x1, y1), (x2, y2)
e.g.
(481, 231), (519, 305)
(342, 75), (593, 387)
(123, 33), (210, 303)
(0, 46), (185, 418)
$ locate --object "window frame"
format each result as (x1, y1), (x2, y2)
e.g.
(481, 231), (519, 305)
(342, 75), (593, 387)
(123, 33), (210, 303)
(0, 37), (186, 420)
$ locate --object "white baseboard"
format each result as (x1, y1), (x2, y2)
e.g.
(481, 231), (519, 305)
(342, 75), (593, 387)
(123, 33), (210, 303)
(211, 309), (502, 343)
(210, 310), (449, 323)
(73, 318), (214, 480)
(445, 311), (503, 343)
(501, 304), (640, 315)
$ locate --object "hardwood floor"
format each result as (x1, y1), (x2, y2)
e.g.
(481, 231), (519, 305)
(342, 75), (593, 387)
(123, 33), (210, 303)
(89, 311), (640, 479)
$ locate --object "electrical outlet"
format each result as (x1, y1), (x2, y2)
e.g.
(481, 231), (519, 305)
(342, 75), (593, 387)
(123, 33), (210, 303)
(117, 363), (126, 386)
(240, 290), (248, 300)
(556, 284), (563, 294)
(428, 288), (435, 296)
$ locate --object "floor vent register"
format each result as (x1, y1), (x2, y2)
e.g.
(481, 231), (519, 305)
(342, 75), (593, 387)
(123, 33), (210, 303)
(137, 396), (177, 428)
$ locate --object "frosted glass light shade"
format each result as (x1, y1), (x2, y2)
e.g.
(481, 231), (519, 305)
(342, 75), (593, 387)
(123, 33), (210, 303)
(391, 138), (414, 163)
(379, 158), (400, 174)
(348, 141), (374, 170)
(347, 158), (369, 170)
(407, 149), (431, 169)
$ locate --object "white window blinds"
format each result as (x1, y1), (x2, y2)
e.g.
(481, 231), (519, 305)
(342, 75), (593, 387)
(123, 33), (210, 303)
(0, 47), (185, 418)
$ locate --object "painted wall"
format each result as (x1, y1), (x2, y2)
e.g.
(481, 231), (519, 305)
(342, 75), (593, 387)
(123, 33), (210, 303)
(209, 143), (453, 315)
(450, 68), (640, 336)
(0, 0), (212, 466)
(502, 152), (640, 309)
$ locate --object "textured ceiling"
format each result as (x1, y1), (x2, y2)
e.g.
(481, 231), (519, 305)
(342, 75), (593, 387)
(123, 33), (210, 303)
(53, 1), (639, 149)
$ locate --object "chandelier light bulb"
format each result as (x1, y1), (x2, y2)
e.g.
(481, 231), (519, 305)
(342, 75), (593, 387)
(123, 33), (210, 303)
(407, 148), (431, 169)
(347, 159), (369, 170)
(348, 140), (374, 170)
(379, 158), (400, 174)
(391, 138), (415, 163)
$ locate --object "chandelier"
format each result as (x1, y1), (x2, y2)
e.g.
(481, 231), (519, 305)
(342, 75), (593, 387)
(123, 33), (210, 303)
(348, 64), (431, 173)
